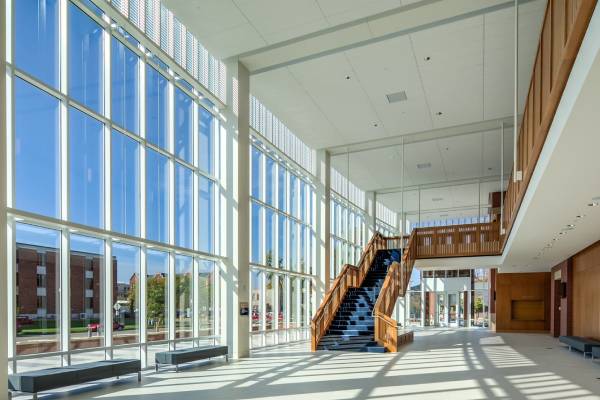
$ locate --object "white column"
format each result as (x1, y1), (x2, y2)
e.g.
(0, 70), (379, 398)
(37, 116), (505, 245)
(315, 149), (330, 307)
(1, 0), (9, 394)
(220, 59), (250, 359)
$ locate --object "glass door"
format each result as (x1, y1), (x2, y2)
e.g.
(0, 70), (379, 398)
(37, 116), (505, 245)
(448, 293), (458, 327)
(436, 293), (446, 327)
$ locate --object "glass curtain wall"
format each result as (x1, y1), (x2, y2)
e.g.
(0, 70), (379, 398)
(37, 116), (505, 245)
(249, 139), (315, 348)
(330, 195), (366, 281)
(7, 0), (220, 372)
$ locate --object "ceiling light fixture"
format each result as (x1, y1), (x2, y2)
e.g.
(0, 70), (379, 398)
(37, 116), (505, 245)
(345, 75), (351, 80)
(425, 56), (431, 61)
(576, 215), (584, 218)
(436, 111), (443, 116)
(589, 202), (599, 207)
(432, 197), (443, 202)
(417, 162), (432, 169)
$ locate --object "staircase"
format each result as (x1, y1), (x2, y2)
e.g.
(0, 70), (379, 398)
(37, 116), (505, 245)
(317, 250), (400, 353)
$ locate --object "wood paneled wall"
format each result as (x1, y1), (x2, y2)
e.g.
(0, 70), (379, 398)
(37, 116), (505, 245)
(495, 272), (551, 332)
(572, 241), (600, 339)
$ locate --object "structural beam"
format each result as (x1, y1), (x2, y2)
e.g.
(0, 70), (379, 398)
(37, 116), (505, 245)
(231, 0), (536, 75)
(327, 117), (514, 156)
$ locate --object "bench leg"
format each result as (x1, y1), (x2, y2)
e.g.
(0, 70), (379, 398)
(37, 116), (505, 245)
(175, 364), (179, 373)
(7, 391), (11, 400)
(225, 355), (229, 362)
(32, 393), (38, 400)
(138, 372), (142, 382)
(155, 363), (159, 373)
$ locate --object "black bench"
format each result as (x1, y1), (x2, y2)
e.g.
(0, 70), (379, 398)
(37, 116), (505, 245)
(593, 346), (600, 361)
(8, 359), (141, 400)
(155, 345), (228, 372)
(559, 336), (600, 358)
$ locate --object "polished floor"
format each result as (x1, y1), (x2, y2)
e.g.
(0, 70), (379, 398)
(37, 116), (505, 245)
(15, 329), (600, 400)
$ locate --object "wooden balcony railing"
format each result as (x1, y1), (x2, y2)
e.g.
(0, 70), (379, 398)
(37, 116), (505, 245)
(311, 233), (387, 351)
(373, 233), (416, 352)
(502, 0), (596, 242)
(414, 222), (502, 258)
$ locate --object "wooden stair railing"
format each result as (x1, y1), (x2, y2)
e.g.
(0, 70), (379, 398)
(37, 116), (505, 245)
(311, 233), (387, 351)
(373, 231), (417, 352)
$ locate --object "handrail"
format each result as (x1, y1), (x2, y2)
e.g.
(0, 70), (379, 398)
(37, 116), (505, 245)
(414, 221), (501, 258)
(373, 232), (416, 352)
(310, 232), (386, 351)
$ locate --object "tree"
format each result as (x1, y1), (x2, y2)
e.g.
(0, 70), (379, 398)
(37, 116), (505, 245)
(146, 275), (166, 331)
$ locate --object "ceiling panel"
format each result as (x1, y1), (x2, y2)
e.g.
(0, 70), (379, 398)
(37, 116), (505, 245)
(233, 0), (326, 38)
(344, 35), (433, 136)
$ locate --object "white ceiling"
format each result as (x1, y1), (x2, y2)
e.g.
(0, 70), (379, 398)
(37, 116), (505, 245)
(166, 0), (547, 149)
(331, 128), (513, 214)
(165, 0), (547, 218)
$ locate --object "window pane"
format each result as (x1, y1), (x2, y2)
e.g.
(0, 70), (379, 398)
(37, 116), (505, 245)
(277, 215), (286, 269)
(198, 260), (214, 336)
(251, 203), (262, 264)
(175, 164), (193, 249)
(174, 88), (193, 163)
(278, 166), (286, 211)
(265, 156), (275, 206)
(112, 243), (139, 343)
(300, 279), (307, 326)
(300, 225), (306, 273)
(147, 250), (168, 342)
(112, 37), (140, 135)
(290, 175), (298, 218)
(69, 3), (104, 113)
(251, 270), (262, 332)
(289, 277), (297, 328)
(265, 209), (275, 267)
(111, 130), (140, 236)
(251, 147), (261, 199)
(15, 78), (60, 218)
(199, 176), (214, 254)
(199, 107), (214, 174)
(290, 220), (297, 271)
(278, 276), (285, 330)
(70, 234), (104, 350)
(175, 255), (193, 338)
(265, 273), (274, 330)
(15, 223), (60, 356)
(146, 149), (169, 243)
(146, 65), (169, 149)
(69, 108), (104, 228)
(15, 0), (59, 88)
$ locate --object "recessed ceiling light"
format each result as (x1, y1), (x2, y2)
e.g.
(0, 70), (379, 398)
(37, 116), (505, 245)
(345, 75), (351, 80)
(588, 202), (599, 207)
(373, 123), (379, 127)
(576, 215), (584, 218)
(432, 197), (444, 202)
(558, 232), (564, 235)
(566, 224), (575, 228)
(425, 56), (431, 61)
(436, 111), (443, 116)
(417, 162), (432, 169)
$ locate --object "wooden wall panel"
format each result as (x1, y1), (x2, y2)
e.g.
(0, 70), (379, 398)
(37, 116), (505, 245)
(496, 272), (551, 332)
(572, 241), (600, 338)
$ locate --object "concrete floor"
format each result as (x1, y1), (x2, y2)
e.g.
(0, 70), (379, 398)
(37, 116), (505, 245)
(16, 329), (600, 400)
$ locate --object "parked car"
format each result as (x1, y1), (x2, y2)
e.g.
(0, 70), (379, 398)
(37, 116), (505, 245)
(87, 321), (124, 332)
(16, 316), (34, 326)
